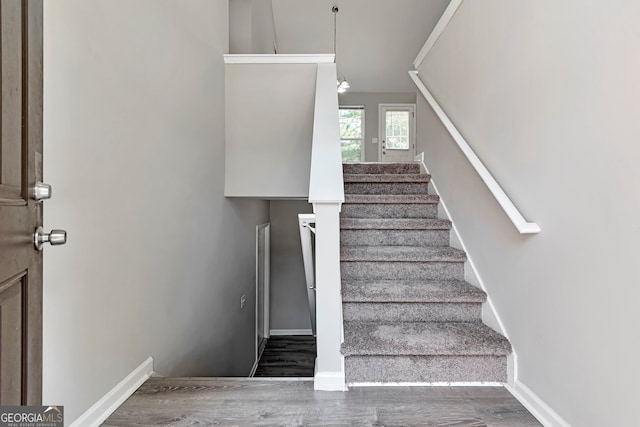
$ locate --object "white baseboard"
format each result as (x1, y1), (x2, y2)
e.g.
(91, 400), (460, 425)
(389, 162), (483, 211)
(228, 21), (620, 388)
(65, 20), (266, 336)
(314, 370), (346, 391)
(70, 357), (153, 427)
(349, 381), (503, 387)
(269, 329), (313, 336)
(506, 381), (571, 427)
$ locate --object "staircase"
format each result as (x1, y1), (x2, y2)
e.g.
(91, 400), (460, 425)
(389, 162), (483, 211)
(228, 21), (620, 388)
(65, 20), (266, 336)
(340, 162), (511, 384)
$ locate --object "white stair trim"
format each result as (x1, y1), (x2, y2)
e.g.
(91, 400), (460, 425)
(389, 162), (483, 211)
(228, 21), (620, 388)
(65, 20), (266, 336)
(349, 381), (503, 387)
(70, 357), (153, 427)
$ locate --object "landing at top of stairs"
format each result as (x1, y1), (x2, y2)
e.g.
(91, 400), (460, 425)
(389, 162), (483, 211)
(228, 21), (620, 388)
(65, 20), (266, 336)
(343, 162), (420, 175)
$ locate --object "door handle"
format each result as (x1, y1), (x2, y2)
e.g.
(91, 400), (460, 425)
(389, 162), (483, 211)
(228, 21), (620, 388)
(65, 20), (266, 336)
(31, 182), (52, 202)
(34, 226), (67, 251)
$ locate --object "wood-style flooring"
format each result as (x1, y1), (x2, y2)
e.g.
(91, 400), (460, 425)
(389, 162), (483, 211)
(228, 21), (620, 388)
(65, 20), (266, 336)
(103, 378), (542, 426)
(254, 335), (316, 377)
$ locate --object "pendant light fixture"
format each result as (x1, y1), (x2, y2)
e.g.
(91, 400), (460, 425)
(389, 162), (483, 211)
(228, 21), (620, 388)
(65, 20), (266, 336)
(333, 6), (350, 93)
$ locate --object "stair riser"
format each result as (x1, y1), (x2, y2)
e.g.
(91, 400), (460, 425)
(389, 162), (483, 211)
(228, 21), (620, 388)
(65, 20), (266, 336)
(341, 204), (438, 219)
(343, 164), (420, 174)
(345, 183), (428, 195)
(345, 355), (508, 383)
(341, 261), (464, 281)
(343, 303), (481, 322)
(341, 230), (449, 247)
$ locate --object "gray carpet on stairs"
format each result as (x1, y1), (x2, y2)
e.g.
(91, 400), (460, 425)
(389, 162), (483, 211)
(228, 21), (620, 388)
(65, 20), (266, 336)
(340, 162), (512, 384)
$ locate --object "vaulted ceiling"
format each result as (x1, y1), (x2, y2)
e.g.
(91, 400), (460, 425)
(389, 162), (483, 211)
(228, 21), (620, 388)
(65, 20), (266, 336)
(272, 0), (450, 92)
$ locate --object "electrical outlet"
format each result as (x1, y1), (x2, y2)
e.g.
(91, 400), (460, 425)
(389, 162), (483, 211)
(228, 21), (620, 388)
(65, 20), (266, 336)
(240, 294), (246, 309)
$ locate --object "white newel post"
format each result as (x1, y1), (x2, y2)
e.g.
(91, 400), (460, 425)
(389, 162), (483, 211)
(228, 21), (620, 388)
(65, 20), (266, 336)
(308, 62), (345, 390)
(312, 202), (345, 390)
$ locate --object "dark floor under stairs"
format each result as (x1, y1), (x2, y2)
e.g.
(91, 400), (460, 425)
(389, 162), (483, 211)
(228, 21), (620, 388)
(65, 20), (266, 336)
(253, 336), (316, 377)
(340, 162), (512, 384)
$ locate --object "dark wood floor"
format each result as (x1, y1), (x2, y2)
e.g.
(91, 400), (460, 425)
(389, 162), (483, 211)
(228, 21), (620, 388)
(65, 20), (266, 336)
(103, 378), (542, 426)
(254, 335), (316, 377)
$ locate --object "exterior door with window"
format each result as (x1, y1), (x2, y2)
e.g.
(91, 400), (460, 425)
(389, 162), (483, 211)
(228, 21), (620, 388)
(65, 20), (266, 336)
(0, 1), (44, 405)
(379, 104), (415, 162)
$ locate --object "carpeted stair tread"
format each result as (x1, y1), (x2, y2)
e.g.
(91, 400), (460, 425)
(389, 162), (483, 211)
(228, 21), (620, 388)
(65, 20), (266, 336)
(341, 246), (467, 262)
(340, 218), (451, 230)
(343, 173), (430, 183)
(343, 162), (420, 175)
(342, 321), (512, 356)
(344, 194), (439, 204)
(342, 280), (486, 303)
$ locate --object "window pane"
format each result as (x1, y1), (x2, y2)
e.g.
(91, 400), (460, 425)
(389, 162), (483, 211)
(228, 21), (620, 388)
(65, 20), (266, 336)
(341, 139), (362, 162)
(385, 111), (410, 150)
(340, 108), (363, 162)
(339, 109), (363, 139)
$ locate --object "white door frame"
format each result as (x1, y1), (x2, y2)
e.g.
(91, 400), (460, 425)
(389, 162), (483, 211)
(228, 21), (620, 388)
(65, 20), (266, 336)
(378, 103), (416, 162)
(254, 222), (270, 374)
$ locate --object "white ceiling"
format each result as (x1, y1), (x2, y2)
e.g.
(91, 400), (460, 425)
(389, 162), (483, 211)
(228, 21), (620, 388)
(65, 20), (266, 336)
(272, 0), (450, 92)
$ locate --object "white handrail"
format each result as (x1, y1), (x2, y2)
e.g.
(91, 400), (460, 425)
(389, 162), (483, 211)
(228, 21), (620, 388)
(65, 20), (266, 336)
(413, 0), (464, 69)
(298, 213), (317, 336)
(409, 71), (540, 234)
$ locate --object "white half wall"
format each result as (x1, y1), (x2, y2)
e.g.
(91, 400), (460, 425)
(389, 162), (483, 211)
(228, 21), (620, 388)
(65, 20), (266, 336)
(416, 1), (640, 426)
(224, 63), (316, 198)
(43, 1), (269, 424)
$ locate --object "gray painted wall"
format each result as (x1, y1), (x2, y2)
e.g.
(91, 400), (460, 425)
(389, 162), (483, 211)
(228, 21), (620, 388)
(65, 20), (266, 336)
(268, 201), (314, 331)
(43, 1), (269, 424)
(229, 0), (276, 54)
(272, 0), (450, 92)
(225, 63), (316, 198)
(417, 1), (640, 426)
(339, 92), (417, 162)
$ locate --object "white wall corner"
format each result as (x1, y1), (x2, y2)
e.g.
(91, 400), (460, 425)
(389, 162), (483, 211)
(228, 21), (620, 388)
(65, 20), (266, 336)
(506, 381), (572, 427)
(69, 357), (153, 427)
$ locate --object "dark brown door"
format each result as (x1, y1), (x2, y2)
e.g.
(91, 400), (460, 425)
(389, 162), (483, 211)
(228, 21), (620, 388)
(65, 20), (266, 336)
(0, 0), (43, 405)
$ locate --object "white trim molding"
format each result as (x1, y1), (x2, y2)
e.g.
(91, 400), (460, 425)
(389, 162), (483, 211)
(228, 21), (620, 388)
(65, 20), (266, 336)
(410, 73), (540, 234)
(269, 329), (314, 336)
(413, 0), (464, 69)
(506, 381), (572, 427)
(223, 54), (335, 64)
(70, 357), (153, 427)
(350, 381), (503, 387)
(314, 365), (347, 391)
